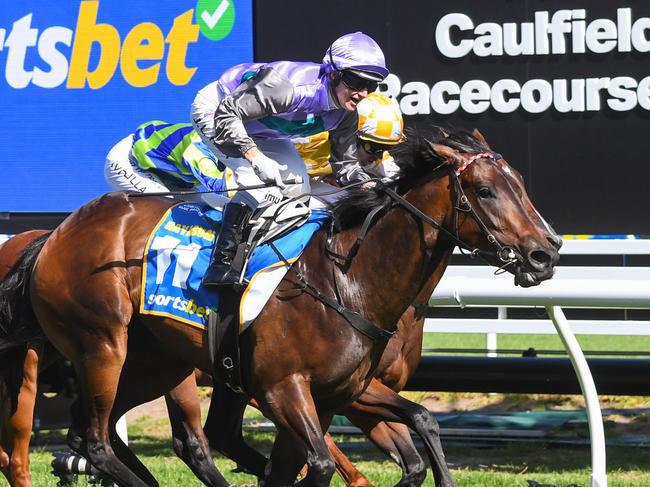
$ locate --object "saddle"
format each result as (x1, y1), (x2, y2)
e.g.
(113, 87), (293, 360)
(208, 198), (311, 394)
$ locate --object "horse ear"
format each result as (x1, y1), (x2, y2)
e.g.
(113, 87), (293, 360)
(471, 129), (491, 149)
(428, 142), (464, 169)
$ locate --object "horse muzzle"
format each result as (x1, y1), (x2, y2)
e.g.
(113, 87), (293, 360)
(513, 244), (560, 288)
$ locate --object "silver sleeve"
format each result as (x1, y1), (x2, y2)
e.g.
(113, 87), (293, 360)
(328, 111), (371, 185)
(212, 67), (295, 158)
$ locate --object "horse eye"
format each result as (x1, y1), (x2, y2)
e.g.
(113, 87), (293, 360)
(477, 187), (493, 199)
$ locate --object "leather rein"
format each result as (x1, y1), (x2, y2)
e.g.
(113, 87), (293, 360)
(279, 153), (519, 344)
(327, 153), (520, 270)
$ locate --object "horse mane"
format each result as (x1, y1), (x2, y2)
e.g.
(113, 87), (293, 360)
(331, 126), (491, 230)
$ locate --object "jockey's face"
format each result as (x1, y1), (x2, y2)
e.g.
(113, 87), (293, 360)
(331, 73), (370, 111)
(357, 137), (389, 166)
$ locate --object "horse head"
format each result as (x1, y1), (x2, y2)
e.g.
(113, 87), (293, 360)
(425, 128), (560, 287)
(386, 127), (558, 288)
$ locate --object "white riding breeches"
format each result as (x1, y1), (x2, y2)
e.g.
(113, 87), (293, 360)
(104, 135), (168, 194)
(308, 179), (350, 209)
(191, 81), (310, 211)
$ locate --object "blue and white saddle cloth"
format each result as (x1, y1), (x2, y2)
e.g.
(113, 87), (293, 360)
(140, 203), (329, 332)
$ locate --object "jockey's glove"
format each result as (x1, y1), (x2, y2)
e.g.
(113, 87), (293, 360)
(251, 153), (287, 189)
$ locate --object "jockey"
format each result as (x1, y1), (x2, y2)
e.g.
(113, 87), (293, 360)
(355, 92), (405, 178)
(297, 92), (404, 191)
(104, 120), (230, 209)
(191, 31), (389, 288)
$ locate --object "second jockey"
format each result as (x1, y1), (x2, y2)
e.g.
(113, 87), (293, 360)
(104, 120), (230, 209)
(301, 92), (405, 203)
(191, 31), (389, 288)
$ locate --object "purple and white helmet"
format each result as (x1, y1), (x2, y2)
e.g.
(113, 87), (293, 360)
(323, 32), (388, 82)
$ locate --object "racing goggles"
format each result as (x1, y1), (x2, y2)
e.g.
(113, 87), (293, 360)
(358, 138), (390, 156)
(340, 71), (379, 93)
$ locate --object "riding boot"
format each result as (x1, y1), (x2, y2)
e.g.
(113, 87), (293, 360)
(203, 201), (253, 288)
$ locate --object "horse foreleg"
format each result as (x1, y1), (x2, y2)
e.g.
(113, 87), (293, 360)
(346, 416), (426, 487)
(260, 378), (335, 487)
(0, 345), (40, 487)
(203, 383), (267, 479)
(164, 374), (231, 487)
(344, 379), (455, 487)
(324, 432), (375, 487)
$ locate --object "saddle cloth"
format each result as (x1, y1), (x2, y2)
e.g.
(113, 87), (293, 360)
(140, 202), (329, 331)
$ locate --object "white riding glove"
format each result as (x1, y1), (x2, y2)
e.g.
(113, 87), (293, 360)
(251, 153), (287, 189)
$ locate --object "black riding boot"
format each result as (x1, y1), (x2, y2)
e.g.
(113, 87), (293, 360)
(203, 201), (253, 288)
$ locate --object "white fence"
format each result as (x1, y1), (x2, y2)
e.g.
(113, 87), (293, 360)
(426, 238), (650, 487)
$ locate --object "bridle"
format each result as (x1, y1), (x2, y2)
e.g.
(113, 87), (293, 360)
(281, 151), (522, 344)
(326, 152), (521, 273)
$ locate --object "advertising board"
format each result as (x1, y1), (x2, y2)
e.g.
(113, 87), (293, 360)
(0, 0), (253, 212)
(256, 0), (650, 234)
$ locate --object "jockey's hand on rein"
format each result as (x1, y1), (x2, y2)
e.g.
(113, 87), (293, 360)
(361, 180), (378, 190)
(251, 152), (287, 189)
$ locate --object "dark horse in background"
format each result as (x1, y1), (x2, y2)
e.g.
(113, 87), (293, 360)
(0, 128), (559, 486)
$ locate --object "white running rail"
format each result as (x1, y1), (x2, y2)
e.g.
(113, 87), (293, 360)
(428, 239), (650, 487)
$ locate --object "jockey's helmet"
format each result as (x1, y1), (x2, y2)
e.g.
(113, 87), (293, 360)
(356, 93), (404, 145)
(323, 32), (388, 83)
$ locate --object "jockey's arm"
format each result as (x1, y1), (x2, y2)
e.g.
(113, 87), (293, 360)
(184, 143), (226, 192)
(363, 153), (401, 181)
(328, 110), (371, 186)
(212, 67), (295, 160)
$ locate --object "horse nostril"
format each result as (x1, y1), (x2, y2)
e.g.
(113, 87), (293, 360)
(529, 249), (552, 269)
(547, 234), (563, 250)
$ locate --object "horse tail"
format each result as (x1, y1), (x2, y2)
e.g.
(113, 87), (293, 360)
(0, 231), (51, 353)
(0, 231), (50, 415)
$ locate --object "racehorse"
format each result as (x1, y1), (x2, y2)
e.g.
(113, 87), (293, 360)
(0, 231), (229, 487)
(0, 231), (458, 487)
(0, 127), (559, 486)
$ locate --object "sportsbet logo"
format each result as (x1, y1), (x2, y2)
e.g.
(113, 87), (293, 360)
(0, 0), (234, 89)
(147, 293), (211, 319)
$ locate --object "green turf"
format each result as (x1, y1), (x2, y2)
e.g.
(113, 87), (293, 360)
(422, 332), (650, 356)
(25, 436), (650, 486)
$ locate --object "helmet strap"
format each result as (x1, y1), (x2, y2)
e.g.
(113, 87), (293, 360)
(327, 48), (344, 87)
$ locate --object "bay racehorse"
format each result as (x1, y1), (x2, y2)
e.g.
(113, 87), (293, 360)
(0, 231), (231, 487)
(0, 231), (458, 487)
(202, 128), (562, 486)
(1, 128), (559, 486)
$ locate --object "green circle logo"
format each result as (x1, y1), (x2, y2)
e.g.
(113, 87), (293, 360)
(196, 0), (235, 41)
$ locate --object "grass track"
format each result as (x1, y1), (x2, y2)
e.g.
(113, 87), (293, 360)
(26, 426), (650, 486)
(22, 332), (650, 485)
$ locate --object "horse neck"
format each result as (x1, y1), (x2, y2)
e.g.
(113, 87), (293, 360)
(335, 175), (456, 331)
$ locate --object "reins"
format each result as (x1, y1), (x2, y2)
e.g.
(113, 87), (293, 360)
(325, 155), (520, 274)
(381, 162), (517, 272)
